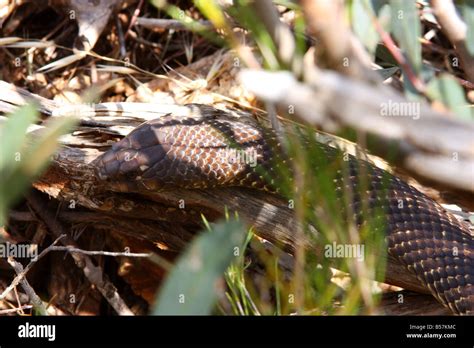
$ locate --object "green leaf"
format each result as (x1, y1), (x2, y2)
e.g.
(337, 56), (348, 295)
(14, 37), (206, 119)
(351, 0), (380, 54)
(0, 104), (38, 170)
(376, 66), (400, 80)
(153, 219), (246, 315)
(227, 0), (280, 69)
(377, 3), (392, 32)
(194, 0), (227, 30)
(463, 0), (474, 55)
(426, 74), (472, 120)
(390, 0), (422, 73)
(0, 105), (77, 226)
(371, 0), (391, 13)
(22, 116), (77, 176)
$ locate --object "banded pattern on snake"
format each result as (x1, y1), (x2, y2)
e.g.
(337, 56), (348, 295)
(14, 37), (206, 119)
(93, 104), (474, 315)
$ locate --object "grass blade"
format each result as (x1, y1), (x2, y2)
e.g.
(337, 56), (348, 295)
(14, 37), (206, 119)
(153, 219), (246, 315)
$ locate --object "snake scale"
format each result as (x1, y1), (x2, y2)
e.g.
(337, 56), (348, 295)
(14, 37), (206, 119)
(93, 104), (473, 315)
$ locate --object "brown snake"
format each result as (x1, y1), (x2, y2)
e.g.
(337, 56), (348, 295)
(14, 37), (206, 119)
(93, 104), (474, 315)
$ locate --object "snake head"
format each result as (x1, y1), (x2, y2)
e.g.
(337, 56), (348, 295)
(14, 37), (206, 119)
(93, 105), (273, 192)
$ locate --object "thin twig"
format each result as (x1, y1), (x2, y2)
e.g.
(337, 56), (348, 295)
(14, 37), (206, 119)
(7, 257), (48, 315)
(125, 0), (144, 39)
(135, 17), (213, 31)
(26, 191), (134, 316)
(0, 305), (33, 315)
(49, 246), (151, 258)
(0, 235), (66, 301)
(116, 15), (127, 59)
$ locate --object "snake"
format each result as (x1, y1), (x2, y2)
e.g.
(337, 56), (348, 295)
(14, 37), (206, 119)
(93, 104), (474, 315)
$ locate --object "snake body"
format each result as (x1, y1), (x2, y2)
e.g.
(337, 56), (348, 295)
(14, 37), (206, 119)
(94, 104), (473, 315)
